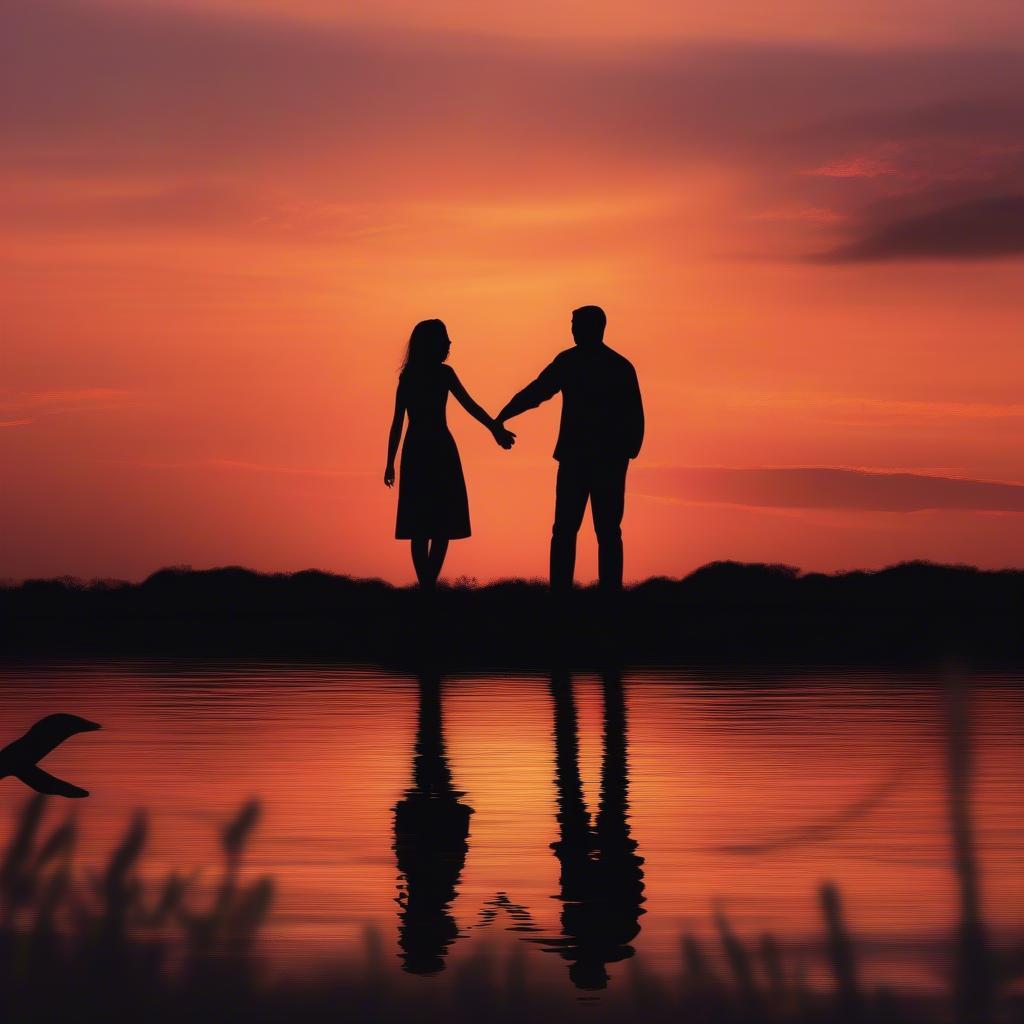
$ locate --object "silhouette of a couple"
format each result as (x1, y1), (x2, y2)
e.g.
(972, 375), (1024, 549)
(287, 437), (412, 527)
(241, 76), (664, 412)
(385, 306), (644, 591)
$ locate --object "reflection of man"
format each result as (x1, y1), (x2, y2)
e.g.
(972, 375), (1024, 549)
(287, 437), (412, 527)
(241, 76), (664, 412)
(542, 669), (645, 990)
(498, 306), (644, 593)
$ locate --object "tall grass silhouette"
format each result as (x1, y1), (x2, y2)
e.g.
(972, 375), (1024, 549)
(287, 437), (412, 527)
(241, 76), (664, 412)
(0, 796), (274, 1021)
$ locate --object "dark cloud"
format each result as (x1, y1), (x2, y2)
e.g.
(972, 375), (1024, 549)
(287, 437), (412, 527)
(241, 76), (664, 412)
(815, 194), (1024, 261)
(5, 0), (1024, 262)
(634, 466), (1024, 512)
(3, 0), (1024, 176)
(3, 183), (267, 229)
(793, 97), (1024, 149)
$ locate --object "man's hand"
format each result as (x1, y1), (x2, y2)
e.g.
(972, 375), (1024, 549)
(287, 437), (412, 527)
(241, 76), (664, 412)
(384, 464), (395, 487)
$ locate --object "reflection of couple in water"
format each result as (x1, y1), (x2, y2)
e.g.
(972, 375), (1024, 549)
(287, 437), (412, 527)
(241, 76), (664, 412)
(392, 669), (645, 990)
(385, 305), (644, 590)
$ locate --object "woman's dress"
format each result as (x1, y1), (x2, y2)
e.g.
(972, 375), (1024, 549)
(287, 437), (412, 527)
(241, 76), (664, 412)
(396, 365), (471, 540)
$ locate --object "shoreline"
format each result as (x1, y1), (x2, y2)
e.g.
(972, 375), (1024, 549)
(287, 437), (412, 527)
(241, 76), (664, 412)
(3, 560), (1022, 669)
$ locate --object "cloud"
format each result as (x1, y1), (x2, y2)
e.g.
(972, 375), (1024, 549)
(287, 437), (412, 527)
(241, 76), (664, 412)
(205, 459), (372, 478)
(726, 392), (1024, 423)
(633, 466), (1024, 512)
(814, 194), (1024, 261)
(4, 1), (1024, 179)
(803, 156), (899, 179)
(84, 0), (1024, 47)
(3, 183), (266, 230)
(0, 181), (389, 241)
(5, 0), (1024, 264)
(0, 388), (130, 417)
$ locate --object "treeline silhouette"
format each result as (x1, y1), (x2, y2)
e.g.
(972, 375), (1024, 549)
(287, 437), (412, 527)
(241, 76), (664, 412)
(2, 561), (1022, 665)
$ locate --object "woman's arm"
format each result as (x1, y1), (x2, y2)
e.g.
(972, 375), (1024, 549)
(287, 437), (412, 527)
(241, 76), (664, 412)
(448, 369), (515, 448)
(384, 386), (406, 486)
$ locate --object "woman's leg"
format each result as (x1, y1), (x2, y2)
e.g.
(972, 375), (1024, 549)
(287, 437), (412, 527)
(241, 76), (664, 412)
(427, 537), (449, 585)
(411, 537), (431, 587)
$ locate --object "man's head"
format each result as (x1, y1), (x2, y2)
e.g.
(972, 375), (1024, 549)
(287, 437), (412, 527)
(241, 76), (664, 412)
(571, 305), (606, 347)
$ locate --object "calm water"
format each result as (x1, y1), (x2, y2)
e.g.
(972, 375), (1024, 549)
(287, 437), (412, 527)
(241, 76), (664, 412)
(0, 663), (1021, 997)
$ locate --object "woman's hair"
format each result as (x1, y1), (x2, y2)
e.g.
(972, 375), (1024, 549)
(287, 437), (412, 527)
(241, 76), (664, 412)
(401, 319), (450, 377)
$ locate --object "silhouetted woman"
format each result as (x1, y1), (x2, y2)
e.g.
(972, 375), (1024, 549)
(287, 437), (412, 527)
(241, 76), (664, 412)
(385, 319), (514, 587)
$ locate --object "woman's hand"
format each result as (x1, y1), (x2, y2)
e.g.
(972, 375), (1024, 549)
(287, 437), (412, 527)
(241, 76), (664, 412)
(491, 423), (516, 450)
(384, 464), (395, 487)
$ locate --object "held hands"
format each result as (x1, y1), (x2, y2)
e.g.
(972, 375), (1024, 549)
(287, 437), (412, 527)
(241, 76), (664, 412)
(384, 463), (395, 487)
(491, 422), (516, 450)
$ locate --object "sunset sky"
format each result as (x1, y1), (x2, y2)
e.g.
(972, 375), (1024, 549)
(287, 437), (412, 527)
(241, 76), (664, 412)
(3, 0), (1024, 583)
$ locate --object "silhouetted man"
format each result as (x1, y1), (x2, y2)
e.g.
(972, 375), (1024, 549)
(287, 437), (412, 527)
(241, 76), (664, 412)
(498, 306), (644, 592)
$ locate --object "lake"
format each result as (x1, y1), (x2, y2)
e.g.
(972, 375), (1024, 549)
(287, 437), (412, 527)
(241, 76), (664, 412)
(0, 662), (1021, 1004)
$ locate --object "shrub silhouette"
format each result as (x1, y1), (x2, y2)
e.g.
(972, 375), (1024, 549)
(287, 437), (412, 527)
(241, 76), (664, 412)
(2, 560), (1023, 666)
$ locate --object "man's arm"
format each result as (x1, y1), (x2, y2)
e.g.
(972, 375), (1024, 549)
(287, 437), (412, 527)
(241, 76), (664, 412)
(497, 357), (563, 423)
(627, 364), (644, 458)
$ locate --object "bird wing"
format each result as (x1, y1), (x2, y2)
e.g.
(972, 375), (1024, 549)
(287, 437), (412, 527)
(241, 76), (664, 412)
(0, 714), (101, 766)
(12, 763), (90, 799)
(0, 714), (100, 799)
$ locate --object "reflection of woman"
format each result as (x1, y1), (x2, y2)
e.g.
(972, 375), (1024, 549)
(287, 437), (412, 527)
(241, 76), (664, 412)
(384, 320), (515, 588)
(392, 673), (473, 974)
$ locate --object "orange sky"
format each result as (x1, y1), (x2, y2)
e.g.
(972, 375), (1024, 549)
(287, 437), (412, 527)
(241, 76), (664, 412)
(3, 0), (1024, 583)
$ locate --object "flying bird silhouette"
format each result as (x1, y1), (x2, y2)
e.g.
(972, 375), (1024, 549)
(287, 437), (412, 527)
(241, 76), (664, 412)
(0, 714), (101, 798)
